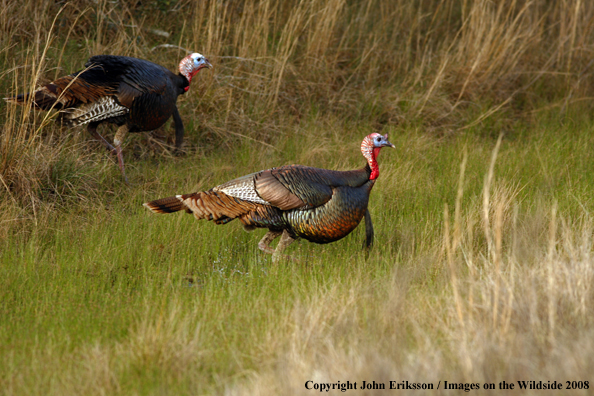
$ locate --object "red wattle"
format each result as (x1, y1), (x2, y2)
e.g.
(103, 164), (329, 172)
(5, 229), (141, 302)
(369, 147), (382, 180)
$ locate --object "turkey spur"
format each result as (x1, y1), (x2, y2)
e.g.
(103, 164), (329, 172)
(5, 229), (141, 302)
(5, 53), (212, 182)
(144, 133), (395, 261)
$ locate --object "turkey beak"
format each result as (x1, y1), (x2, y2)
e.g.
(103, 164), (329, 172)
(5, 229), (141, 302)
(382, 133), (395, 148)
(203, 59), (213, 69)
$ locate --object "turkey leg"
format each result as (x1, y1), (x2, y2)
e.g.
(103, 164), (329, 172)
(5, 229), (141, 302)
(272, 230), (296, 263)
(258, 230), (282, 254)
(113, 125), (129, 183)
(258, 230), (296, 262)
(87, 123), (116, 152)
(171, 106), (185, 153)
(363, 208), (374, 250)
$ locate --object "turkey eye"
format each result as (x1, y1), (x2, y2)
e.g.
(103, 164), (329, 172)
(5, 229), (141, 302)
(375, 136), (381, 142)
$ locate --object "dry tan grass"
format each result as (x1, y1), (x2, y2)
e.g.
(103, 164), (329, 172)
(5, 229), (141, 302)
(3, 0), (594, 206)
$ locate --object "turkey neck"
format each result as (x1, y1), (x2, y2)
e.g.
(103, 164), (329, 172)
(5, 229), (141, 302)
(177, 74), (191, 93)
(361, 138), (382, 180)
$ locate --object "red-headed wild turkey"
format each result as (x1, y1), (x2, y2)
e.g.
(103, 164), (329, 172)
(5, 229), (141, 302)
(144, 133), (395, 261)
(5, 53), (212, 182)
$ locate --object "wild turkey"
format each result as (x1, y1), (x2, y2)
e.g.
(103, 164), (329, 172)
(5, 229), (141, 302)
(5, 53), (212, 181)
(144, 133), (395, 261)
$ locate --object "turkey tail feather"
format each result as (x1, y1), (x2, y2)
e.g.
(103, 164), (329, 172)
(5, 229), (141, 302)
(4, 90), (60, 110)
(143, 195), (186, 214)
(4, 92), (33, 105)
(3, 93), (24, 104)
(144, 190), (267, 226)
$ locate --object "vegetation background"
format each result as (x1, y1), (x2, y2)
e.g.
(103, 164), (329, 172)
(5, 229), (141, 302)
(1, 0), (593, 394)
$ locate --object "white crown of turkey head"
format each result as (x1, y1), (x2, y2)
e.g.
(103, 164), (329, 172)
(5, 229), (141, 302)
(179, 53), (212, 90)
(361, 132), (395, 180)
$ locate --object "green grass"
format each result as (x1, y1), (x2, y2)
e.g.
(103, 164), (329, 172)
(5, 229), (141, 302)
(2, 114), (594, 394)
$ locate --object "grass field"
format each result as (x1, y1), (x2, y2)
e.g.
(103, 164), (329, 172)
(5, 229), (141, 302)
(1, 0), (594, 395)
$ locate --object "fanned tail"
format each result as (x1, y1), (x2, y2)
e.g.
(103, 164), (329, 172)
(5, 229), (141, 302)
(143, 195), (188, 214)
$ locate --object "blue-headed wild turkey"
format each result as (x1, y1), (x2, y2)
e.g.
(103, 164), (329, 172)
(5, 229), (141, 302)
(144, 133), (395, 261)
(5, 53), (212, 182)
